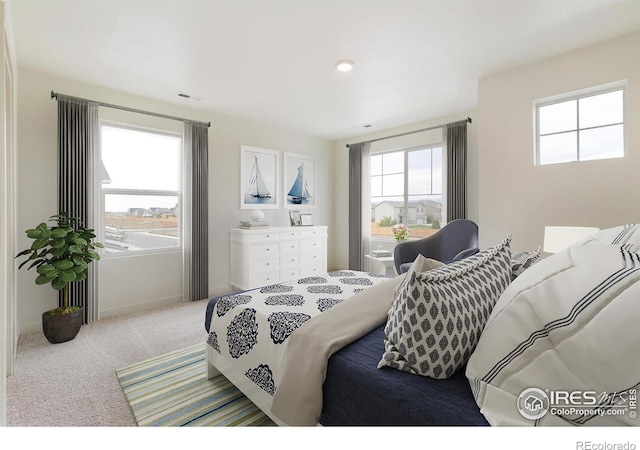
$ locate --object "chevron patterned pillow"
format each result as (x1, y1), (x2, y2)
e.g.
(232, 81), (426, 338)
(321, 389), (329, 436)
(378, 236), (512, 379)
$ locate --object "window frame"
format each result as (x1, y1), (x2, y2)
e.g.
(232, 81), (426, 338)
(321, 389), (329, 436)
(370, 143), (445, 241)
(534, 81), (626, 166)
(99, 121), (183, 258)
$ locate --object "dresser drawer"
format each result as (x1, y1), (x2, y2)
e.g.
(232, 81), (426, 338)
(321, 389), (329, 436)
(280, 268), (300, 282)
(250, 271), (280, 287)
(300, 229), (325, 238)
(280, 254), (300, 267)
(232, 231), (279, 242)
(253, 257), (279, 273)
(251, 243), (279, 258)
(300, 251), (323, 266)
(280, 240), (300, 254)
(280, 231), (300, 239)
(300, 238), (323, 252)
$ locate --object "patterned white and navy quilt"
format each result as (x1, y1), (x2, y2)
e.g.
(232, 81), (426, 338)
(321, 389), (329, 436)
(206, 271), (390, 397)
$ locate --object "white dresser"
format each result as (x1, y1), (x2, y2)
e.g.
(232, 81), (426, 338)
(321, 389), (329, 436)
(229, 226), (328, 290)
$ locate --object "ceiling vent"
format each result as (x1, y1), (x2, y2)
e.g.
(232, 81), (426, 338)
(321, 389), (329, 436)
(177, 92), (202, 101)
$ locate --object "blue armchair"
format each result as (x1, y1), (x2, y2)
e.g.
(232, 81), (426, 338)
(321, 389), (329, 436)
(393, 219), (479, 274)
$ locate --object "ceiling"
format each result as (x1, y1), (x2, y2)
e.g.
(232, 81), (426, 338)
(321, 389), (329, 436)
(10, 1), (640, 141)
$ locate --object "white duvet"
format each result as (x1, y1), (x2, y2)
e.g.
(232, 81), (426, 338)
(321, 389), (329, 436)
(206, 271), (390, 402)
(466, 224), (640, 426)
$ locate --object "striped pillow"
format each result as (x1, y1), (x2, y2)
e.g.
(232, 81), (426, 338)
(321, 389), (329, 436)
(510, 247), (541, 280)
(466, 237), (640, 426)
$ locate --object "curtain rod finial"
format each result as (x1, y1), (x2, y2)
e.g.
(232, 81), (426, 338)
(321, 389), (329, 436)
(51, 90), (56, 99)
(467, 117), (472, 124)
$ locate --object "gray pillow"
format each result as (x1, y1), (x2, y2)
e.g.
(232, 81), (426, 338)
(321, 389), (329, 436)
(378, 236), (512, 379)
(511, 247), (541, 280)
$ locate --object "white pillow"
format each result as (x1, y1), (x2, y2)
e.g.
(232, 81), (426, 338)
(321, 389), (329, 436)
(466, 240), (640, 426)
(576, 223), (640, 252)
(379, 236), (512, 379)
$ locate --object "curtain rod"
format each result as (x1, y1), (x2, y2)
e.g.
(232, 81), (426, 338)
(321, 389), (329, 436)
(51, 90), (211, 127)
(346, 117), (471, 148)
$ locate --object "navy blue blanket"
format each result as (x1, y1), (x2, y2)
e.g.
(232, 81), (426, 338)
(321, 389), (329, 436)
(320, 325), (488, 426)
(205, 294), (487, 426)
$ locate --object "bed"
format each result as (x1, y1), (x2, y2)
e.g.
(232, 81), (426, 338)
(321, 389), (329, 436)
(204, 269), (488, 426)
(206, 224), (640, 427)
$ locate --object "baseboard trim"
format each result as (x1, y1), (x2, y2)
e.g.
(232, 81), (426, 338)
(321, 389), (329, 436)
(19, 284), (238, 337)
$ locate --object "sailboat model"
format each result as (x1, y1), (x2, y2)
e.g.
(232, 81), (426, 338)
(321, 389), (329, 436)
(247, 156), (271, 198)
(288, 162), (312, 204)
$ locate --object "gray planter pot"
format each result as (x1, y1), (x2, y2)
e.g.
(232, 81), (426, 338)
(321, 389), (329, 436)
(42, 308), (83, 344)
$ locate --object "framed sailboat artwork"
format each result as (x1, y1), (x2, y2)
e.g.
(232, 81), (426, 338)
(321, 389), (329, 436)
(283, 152), (316, 209)
(240, 145), (280, 209)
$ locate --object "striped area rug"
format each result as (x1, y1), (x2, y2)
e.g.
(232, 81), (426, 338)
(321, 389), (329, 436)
(116, 344), (276, 427)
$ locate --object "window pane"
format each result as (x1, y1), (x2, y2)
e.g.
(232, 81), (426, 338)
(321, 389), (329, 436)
(408, 149), (431, 195)
(104, 194), (179, 252)
(382, 173), (404, 196)
(382, 151), (404, 174)
(580, 124), (624, 161)
(371, 154), (382, 176)
(408, 195), (442, 238)
(579, 90), (623, 129)
(432, 147), (443, 195)
(539, 132), (577, 165)
(102, 126), (181, 190)
(539, 100), (577, 135)
(371, 175), (382, 197)
(371, 196), (404, 238)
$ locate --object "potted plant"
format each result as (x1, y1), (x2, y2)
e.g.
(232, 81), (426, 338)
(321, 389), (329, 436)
(16, 212), (104, 344)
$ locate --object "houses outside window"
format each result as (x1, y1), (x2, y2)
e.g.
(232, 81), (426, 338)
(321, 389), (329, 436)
(535, 82), (625, 165)
(370, 145), (444, 239)
(100, 123), (182, 254)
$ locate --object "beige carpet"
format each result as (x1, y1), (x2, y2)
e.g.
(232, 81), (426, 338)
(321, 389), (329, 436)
(7, 299), (210, 426)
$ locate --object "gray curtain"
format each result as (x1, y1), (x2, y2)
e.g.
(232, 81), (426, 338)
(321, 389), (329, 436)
(57, 95), (99, 323)
(182, 121), (209, 301)
(348, 142), (371, 271)
(445, 120), (468, 221)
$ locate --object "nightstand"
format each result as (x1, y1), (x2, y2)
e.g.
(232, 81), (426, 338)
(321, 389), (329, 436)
(365, 254), (397, 277)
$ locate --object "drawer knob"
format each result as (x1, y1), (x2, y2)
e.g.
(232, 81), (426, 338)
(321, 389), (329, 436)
(266, 262), (270, 266)
(266, 234), (270, 238)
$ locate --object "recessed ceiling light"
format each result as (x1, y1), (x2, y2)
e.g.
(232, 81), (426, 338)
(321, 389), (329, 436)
(335, 60), (355, 72)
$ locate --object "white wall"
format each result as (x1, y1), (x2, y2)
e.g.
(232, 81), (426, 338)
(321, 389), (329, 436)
(0, 0), (17, 427)
(16, 67), (334, 334)
(478, 32), (640, 252)
(331, 110), (479, 270)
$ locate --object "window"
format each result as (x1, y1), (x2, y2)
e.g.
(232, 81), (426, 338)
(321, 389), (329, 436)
(535, 83), (625, 165)
(101, 124), (182, 253)
(370, 145), (444, 239)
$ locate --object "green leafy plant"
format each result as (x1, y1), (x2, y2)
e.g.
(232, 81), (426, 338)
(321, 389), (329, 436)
(16, 212), (104, 315)
(379, 216), (397, 227)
